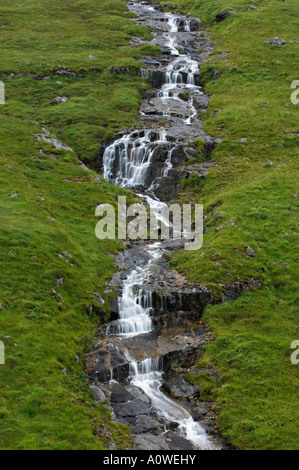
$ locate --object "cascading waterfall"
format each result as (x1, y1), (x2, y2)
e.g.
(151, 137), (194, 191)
(102, 13), (202, 188)
(102, 1), (215, 450)
(129, 357), (213, 449)
(106, 243), (162, 336)
(103, 130), (174, 189)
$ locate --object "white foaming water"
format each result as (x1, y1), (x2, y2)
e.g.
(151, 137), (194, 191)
(103, 2), (217, 450)
(107, 243), (163, 336)
(166, 13), (179, 33)
(103, 130), (170, 188)
(129, 358), (215, 450)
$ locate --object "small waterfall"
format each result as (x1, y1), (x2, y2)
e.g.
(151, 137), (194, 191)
(116, 280), (153, 336)
(130, 356), (214, 450)
(106, 244), (163, 337)
(129, 357), (162, 380)
(187, 73), (195, 85)
(166, 71), (183, 84)
(103, 130), (167, 188)
(185, 20), (191, 32)
(166, 14), (179, 33)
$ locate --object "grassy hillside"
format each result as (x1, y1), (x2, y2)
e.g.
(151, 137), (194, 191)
(0, 0), (298, 451)
(165, 0), (299, 450)
(0, 0), (151, 450)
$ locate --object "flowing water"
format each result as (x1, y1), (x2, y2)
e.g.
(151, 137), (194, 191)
(101, 1), (216, 450)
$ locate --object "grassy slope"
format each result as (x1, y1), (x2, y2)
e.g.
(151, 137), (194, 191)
(0, 0), (153, 450)
(165, 0), (299, 449)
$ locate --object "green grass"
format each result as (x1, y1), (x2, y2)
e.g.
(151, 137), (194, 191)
(166, 0), (299, 449)
(0, 0), (151, 450)
(1, 0), (298, 450)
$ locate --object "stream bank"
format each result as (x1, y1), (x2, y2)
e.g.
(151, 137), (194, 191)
(87, 1), (228, 450)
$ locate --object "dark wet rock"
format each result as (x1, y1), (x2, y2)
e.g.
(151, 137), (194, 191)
(141, 88), (159, 100)
(114, 398), (151, 418)
(151, 70), (166, 87)
(90, 384), (106, 403)
(111, 386), (136, 403)
(193, 326), (205, 336)
(131, 415), (161, 434)
(193, 93), (209, 110)
(86, 347), (130, 383)
(132, 433), (170, 450)
(54, 69), (85, 78)
(266, 37), (286, 46)
(215, 9), (235, 22)
(163, 344), (206, 373)
(189, 18), (199, 31)
(142, 96), (195, 119)
(221, 278), (261, 302)
(200, 418), (217, 435)
(167, 434), (194, 450)
(165, 421), (180, 431)
(162, 376), (200, 399)
(150, 285), (212, 314)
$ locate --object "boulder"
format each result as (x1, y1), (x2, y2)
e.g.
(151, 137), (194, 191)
(189, 18), (199, 31)
(90, 385), (106, 403)
(111, 385), (136, 403)
(162, 376), (200, 399)
(151, 70), (166, 87)
(266, 37), (286, 46)
(192, 94), (209, 110)
(131, 415), (161, 434)
(215, 9), (235, 22)
(246, 246), (256, 257)
(115, 398), (151, 417)
(132, 433), (170, 451)
(50, 96), (68, 105)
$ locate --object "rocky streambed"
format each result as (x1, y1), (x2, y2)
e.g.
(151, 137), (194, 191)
(86, 1), (229, 450)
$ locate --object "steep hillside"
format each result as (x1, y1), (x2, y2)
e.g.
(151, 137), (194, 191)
(0, 0), (150, 450)
(166, 0), (299, 450)
(0, 0), (298, 450)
